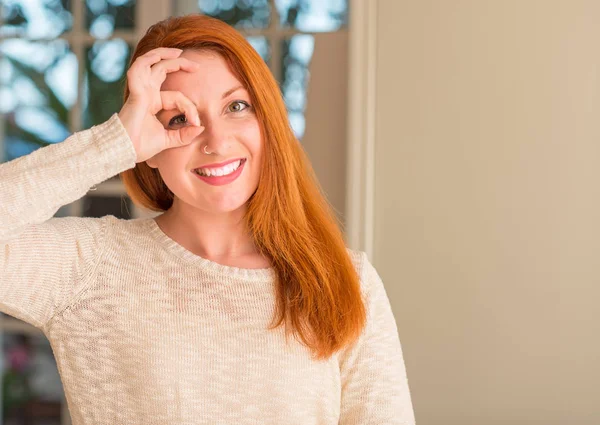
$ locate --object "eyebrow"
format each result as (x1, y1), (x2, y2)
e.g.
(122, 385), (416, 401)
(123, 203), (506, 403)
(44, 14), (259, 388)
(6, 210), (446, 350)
(222, 85), (245, 99)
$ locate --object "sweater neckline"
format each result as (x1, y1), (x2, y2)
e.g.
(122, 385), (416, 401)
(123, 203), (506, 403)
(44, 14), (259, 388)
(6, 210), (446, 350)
(145, 217), (276, 281)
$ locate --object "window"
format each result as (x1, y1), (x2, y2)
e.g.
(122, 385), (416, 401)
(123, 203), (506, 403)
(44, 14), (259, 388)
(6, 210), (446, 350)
(197, 0), (349, 138)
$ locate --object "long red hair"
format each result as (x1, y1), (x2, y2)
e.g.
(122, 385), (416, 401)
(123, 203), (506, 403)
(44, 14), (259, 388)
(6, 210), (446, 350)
(120, 14), (366, 360)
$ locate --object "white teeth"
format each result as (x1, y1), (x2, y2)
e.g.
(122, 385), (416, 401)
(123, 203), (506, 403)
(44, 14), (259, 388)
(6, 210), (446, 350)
(197, 159), (242, 177)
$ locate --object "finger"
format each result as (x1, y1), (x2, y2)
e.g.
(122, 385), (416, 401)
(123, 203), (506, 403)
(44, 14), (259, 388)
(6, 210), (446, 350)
(160, 91), (201, 126)
(127, 48), (183, 94)
(150, 58), (200, 86)
(137, 48), (182, 66)
(165, 125), (205, 149)
(180, 125), (206, 141)
(151, 57), (200, 74)
(129, 48), (182, 77)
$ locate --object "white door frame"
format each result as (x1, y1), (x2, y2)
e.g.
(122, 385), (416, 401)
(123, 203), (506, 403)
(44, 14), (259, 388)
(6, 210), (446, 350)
(345, 0), (378, 259)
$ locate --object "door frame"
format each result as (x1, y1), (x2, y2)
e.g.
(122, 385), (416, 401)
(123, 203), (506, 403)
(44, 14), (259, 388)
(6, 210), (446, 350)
(345, 0), (378, 259)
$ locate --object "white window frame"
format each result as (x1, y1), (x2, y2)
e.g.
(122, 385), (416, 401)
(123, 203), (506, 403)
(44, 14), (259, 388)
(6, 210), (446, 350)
(345, 0), (377, 258)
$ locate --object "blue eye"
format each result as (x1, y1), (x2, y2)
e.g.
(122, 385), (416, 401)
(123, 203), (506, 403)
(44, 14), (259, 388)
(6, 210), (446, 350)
(169, 115), (187, 126)
(228, 100), (250, 113)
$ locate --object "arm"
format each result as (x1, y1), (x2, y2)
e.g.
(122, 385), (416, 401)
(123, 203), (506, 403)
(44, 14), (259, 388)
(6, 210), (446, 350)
(338, 252), (416, 425)
(0, 114), (137, 329)
(0, 114), (136, 242)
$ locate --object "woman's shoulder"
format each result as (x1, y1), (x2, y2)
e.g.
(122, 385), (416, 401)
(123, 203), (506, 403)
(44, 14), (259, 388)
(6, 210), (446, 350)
(48, 214), (143, 230)
(345, 248), (371, 283)
(47, 216), (159, 264)
(346, 247), (367, 267)
(345, 248), (385, 294)
(44, 214), (150, 244)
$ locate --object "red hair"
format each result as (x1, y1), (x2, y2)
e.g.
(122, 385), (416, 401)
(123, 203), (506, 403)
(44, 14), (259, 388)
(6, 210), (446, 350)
(120, 14), (366, 360)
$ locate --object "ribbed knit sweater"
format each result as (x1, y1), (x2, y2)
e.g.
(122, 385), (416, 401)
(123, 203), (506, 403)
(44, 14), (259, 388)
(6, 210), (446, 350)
(0, 113), (415, 424)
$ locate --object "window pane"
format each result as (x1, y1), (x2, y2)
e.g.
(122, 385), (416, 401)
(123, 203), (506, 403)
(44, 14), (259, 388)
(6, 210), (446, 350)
(1, 332), (64, 424)
(281, 35), (314, 139)
(246, 36), (270, 65)
(276, 0), (347, 32)
(53, 205), (72, 217)
(0, 0), (72, 39)
(0, 39), (76, 162)
(82, 39), (131, 129)
(81, 195), (133, 219)
(86, 0), (136, 38)
(198, 0), (270, 29)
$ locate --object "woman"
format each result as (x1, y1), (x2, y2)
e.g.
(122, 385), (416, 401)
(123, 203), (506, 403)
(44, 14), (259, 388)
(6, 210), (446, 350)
(0, 14), (415, 425)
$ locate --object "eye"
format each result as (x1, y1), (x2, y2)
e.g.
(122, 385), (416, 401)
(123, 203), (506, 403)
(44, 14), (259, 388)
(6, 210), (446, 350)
(228, 100), (250, 113)
(168, 114), (187, 126)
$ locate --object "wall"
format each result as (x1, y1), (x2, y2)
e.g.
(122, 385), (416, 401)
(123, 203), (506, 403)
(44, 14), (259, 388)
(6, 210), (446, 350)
(304, 32), (349, 225)
(373, 1), (600, 423)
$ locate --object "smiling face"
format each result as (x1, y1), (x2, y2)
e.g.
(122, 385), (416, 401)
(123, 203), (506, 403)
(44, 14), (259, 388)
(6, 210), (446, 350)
(147, 49), (263, 215)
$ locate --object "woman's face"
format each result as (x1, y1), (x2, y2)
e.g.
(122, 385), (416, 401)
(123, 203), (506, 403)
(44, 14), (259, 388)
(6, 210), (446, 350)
(147, 49), (263, 214)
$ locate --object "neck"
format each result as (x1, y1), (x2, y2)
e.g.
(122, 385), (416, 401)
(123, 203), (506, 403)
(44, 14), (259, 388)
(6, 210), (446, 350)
(154, 199), (258, 262)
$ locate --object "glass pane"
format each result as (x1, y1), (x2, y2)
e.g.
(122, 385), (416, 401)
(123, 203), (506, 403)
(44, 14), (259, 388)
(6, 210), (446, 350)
(246, 36), (270, 65)
(53, 205), (72, 218)
(276, 0), (347, 32)
(82, 39), (131, 129)
(198, 0), (270, 29)
(0, 39), (76, 162)
(81, 195), (133, 219)
(1, 332), (64, 425)
(0, 0), (72, 39)
(281, 35), (314, 139)
(86, 0), (136, 38)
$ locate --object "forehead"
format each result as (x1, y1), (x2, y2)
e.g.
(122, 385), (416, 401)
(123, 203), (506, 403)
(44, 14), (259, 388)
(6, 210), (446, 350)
(160, 49), (243, 97)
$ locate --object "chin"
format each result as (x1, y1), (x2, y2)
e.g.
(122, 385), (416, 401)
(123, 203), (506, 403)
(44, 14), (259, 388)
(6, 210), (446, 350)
(197, 195), (251, 214)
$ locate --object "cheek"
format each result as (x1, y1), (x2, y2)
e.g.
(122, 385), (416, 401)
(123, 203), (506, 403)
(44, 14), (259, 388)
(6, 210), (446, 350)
(155, 146), (189, 168)
(152, 149), (191, 187)
(240, 120), (263, 159)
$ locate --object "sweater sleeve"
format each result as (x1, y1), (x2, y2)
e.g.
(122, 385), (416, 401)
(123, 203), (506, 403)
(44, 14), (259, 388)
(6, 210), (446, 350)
(338, 252), (416, 425)
(0, 113), (137, 329)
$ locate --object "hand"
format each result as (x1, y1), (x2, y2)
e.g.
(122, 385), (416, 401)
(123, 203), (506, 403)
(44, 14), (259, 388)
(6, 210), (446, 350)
(117, 47), (205, 164)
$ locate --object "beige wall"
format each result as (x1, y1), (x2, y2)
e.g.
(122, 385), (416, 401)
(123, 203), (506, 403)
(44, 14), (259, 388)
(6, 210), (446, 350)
(303, 32), (349, 226)
(373, 1), (600, 424)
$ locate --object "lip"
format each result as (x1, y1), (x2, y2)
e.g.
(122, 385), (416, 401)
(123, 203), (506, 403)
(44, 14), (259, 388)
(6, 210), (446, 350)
(193, 157), (244, 170)
(191, 158), (246, 186)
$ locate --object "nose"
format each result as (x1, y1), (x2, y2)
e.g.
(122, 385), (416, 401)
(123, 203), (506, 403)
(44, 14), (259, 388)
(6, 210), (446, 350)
(196, 117), (231, 155)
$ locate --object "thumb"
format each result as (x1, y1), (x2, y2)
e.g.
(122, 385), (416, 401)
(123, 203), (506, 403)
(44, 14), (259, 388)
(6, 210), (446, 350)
(165, 125), (205, 149)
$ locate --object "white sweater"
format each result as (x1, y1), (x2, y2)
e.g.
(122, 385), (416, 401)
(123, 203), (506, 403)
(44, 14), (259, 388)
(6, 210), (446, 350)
(0, 113), (415, 424)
